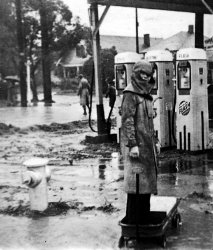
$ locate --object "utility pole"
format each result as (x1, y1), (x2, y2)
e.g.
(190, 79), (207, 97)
(15, 0), (27, 107)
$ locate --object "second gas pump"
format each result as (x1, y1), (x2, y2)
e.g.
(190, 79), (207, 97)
(176, 48), (209, 151)
(114, 52), (142, 143)
(145, 50), (175, 149)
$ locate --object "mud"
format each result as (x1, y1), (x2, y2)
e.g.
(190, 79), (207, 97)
(0, 200), (118, 218)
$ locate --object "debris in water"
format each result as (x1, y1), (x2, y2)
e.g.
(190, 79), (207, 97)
(99, 164), (106, 170)
(97, 202), (119, 213)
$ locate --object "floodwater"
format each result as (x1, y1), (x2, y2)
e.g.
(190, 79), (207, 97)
(0, 92), (111, 128)
(1, 92), (213, 249)
(1, 154), (213, 249)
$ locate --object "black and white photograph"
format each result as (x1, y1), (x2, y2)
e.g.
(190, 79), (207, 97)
(0, 0), (213, 249)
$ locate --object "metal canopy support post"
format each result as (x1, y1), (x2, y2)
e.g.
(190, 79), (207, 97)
(88, 0), (212, 14)
(92, 5), (110, 38)
(200, 0), (213, 14)
(135, 8), (139, 53)
(195, 13), (204, 48)
(90, 3), (107, 135)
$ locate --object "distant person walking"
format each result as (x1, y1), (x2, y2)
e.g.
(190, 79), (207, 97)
(105, 78), (116, 110)
(77, 74), (90, 115)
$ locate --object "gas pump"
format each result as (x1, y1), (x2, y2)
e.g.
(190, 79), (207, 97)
(145, 50), (175, 148)
(114, 52), (142, 142)
(176, 48), (209, 151)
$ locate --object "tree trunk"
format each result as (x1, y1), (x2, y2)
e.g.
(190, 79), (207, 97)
(31, 76), (38, 102)
(15, 0), (27, 107)
(39, 0), (53, 103)
(30, 60), (40, 102)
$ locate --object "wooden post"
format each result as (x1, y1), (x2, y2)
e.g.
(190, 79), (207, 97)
(90, 4), (107, 134)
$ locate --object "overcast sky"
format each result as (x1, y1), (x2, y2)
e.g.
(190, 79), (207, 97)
(63, 0), (213, 39)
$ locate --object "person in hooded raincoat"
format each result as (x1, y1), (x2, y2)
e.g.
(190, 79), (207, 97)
(121, 60), (158, 224)
(77, 74), (90, 115)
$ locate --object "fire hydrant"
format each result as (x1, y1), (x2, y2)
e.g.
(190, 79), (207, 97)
(22, 158), (51, 211)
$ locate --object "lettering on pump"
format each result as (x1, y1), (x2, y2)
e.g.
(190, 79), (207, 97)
(178, 53), (189, 59)
(179, 101), (190, 115)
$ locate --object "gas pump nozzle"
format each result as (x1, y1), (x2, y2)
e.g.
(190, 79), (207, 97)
(153, 96), (163, 104)
(153, 97), (163, 119)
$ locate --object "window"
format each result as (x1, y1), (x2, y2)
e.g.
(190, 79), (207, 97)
(177, 61), (191, 90)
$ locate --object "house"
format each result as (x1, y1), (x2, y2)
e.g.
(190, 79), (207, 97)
(56, 44), (91, 78)
(100, 34), (162, 53)
(57, 34), (162, 79)
(141, 25), (213, 61)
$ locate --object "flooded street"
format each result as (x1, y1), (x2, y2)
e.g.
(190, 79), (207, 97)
(1, 92), (213, 249)
(0, 92), (103, 127)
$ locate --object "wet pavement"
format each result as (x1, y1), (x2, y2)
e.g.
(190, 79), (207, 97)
(0, 92), (111, 128)
(1, 92), (213, 249)
(1, 153), (213, 249)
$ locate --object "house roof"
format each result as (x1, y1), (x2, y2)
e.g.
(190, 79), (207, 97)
(57, 50), (91, 68)
(142, 31), (205, 52)
(57, 35), (162, 68)
(141, 31), (207, 52)
(141, 29), (213, 61)
(100, 35), (162, 53)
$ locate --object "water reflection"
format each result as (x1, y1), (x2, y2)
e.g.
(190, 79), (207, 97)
(159, 158), (205, 175)
(99, 165), (106, 180)
(0, 94), (111, 128)
(158, 155), (213, 198)
(28, 217), (49, 245)
(44, 103), (52, 107)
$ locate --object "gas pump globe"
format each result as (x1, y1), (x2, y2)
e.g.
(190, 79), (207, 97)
(145, 50), (175, 148)
(114, 52), (142, 142)
(176, 48), (209, 151)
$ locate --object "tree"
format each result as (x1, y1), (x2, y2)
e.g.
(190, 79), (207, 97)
(100, 46), (117, 93)
(30, 0), (82, 103)
(0, 0), (18, 77)
(83, 46), (117, 94)
(1, 0), (91, 104)
(16, 0), (75, 103)
(23, 15), (40, 102)
(38, 0), (53, 103)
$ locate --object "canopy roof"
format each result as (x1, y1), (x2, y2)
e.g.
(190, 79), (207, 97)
(87, 0), (213, 14)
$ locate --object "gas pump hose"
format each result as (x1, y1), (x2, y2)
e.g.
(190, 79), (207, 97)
(88, 62), (114, 135)
(88, 63), (97, 133)
(106, 101), (115, 135)
(172, 85), (177, 144)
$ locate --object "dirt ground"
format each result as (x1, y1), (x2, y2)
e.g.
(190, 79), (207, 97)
(1, 120), (213, 249)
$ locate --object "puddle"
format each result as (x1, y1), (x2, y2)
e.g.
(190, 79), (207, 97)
(159, 155), (213, 175)
(1, 149), (213, 249)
